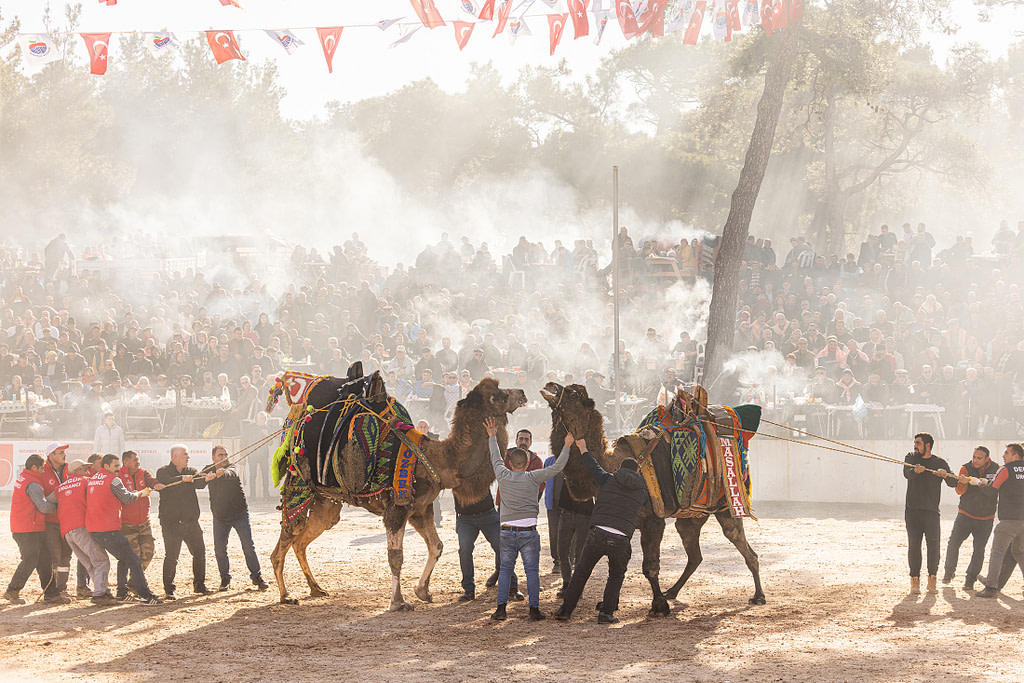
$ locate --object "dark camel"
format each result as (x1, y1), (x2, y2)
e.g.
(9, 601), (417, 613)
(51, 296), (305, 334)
(541, 381), (765, 617)
(271, 377), (527, 609)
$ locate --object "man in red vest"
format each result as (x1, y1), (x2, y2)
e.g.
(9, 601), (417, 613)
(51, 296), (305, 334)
(74, 452), (105, 598)
(57, 459), (115, 605)
(40, 442), (74, 599)
(4, 454), (65, 604)
(118, 450), (162, 573)
(86, 453), (163, 605)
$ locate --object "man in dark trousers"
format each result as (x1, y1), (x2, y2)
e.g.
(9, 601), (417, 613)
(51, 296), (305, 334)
(977, 442), (1024, 597)
(903, 432), (955, 595)
(554, 438), (649, 624)
(4, 454), (62, 604)
(205, 444), (268, 592)
(39, 443), (73, 599)
(942, 446), (999, 590)
(156, 444), (215, 599)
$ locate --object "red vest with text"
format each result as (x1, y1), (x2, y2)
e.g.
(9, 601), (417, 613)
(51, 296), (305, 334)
(86, 470), (122, 533)
(10, 469), (46, 533)
(40, 459), (68, 524)
(118, 467), (151, 526)
(56, 474), (89, 537)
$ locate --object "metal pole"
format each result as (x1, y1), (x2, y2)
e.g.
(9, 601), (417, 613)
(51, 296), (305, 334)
(612, 166), (621, 433)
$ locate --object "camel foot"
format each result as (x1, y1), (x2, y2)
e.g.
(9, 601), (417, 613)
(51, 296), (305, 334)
(280, 597), (299, 605)
(749, 594), (766, 605)
(389, 601), (415, 612)
(414, 586), (433, 603)
(309, 588), (329, 598)
(647, 599), (671, 617)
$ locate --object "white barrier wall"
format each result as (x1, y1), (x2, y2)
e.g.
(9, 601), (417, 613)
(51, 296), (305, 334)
(750, 439), (1010, 507)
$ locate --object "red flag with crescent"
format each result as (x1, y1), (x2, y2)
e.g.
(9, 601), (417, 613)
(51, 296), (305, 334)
(788, 0), (803, 24)
(683, 1), (706, 44)
(492, 0), (514, 37)
(81, 32), (111, 75)
(316, 27), (343, 73)
(453, 21), (475, 50)
(478, 0), (495, 20)
(772, 0), (789, 30)
(205, 30), (245, 63)
(567, 0), (589, 37)
(547, 14), (568, 55)
(641, 0), (667, 38)
(727, 0), (741, 31)
(410, 0), (447, 28)
(760, 0), (774, 36)
(614, 0), (641, 39)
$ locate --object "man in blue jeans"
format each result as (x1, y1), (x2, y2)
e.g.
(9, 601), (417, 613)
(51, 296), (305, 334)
(487, 417), (572, 621)
(454, 487), (520, 602)
(205, 444), (268, 592)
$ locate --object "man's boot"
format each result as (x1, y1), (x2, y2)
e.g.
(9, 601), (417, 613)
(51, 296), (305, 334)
(910, 577), (920, 595)
(927, 575), (938, 594)
(490, 604), (507, 621)
(4, 590), (25, 605)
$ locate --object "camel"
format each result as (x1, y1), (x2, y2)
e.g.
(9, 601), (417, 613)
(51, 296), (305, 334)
(541, 381), (765, 617)
(270, 374), (527, 609)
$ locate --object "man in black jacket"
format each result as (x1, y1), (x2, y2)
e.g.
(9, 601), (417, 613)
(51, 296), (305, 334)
(205, 445), (268, 592)
(554, 439), (649, 624)
(977, 442), (1024, 597)
(903, 432), (955, 595)
(156, 444), (214, 599)
(941, 446), (999, 590)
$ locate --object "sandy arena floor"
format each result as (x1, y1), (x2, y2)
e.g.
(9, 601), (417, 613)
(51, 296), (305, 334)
(0, 498), (1022, 682)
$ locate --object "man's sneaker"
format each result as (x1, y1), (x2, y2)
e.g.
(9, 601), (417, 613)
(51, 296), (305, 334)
(91, 594), (118, 606)
(44, 593), (71, 605)
(976, 586), (999, 598)
(598, 612), (620, 625)
(508, 591), (525, 602)
(457, 591), (475, 602)
(194, 586), (214, 595)
(490, 605), (507, 621)
(253, 579), (269, 592)
(964, 578), (976, 591)
(485, 572), (499, 589)
(553, 607), (571, 621)
(77, 586), (93, 599)
(140, 597), (164, 606)
(218, 583), (230, 592)
(164, 592), (177, 601)
(528, 607), (546, 621)
(118, 594), (136, 603)
(941, 573), (953, 585)
(4, 590), (25, 605)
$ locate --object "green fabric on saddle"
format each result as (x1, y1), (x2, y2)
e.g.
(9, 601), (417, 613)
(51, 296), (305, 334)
(347, 400), (413, 494)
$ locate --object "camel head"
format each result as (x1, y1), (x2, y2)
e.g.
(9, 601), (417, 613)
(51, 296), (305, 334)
(540, 381), (598, 441)
(457, 377), (528, 423)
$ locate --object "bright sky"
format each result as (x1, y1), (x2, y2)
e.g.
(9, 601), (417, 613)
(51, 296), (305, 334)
(4, 0), (1023, 120)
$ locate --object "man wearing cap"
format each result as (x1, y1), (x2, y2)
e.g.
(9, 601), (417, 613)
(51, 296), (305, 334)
(39, 443), (74, 599)
(157, 444), (215, 599)
(4, 454), (64, 604)
(464, 347), (489, 382)
(86, 453), (163, 605)
(553, 437), (649, 624)
(119, 450), (162, 574)
(586, 371), (614, 406)
(57, 459), (115, 604)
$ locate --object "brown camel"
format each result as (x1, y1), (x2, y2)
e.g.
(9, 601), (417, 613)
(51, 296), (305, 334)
(271, 376), (527, 609)
(541, 381), (765, 617)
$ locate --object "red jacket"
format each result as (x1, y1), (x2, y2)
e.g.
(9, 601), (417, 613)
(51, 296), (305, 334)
(118, 466), (154, 526)
(10, 469), (47, 533)
(86, 470), (122, 533)
(40, 459), (68, 524)
(56, 474), (89, 537)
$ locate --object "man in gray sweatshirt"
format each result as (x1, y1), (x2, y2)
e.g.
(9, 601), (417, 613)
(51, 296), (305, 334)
(487, 416), (573, 622)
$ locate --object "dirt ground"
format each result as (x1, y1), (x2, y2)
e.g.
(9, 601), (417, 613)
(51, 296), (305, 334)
(1, 497), (1022, 683)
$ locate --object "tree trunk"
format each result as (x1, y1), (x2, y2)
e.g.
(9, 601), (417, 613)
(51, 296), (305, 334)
(703, 27), (800, 397)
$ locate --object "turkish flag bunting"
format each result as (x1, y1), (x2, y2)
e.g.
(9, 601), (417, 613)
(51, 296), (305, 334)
(642, 0), (667, 38)
(614, 0), (641, 39)
(788, 0), (803, 24)
(772, 0), (789, 30)
(81, 33), (111, 75)
(218, 0), (243, 7)
(316, 27), (343, 73)
(567, 0), (589, 37)
(98, 0), (116, 5)
(548, 14), (568, 56)
(410, 0), (447, 29)
(727, 0), (742, 31)
(683, 1), (706, 44)
(453, 21), (475, 50)
(205, 31), (246, 64)
(760, 0), (774, 36)
(492, 0), (514, 37)
(478, 0), (495, 20)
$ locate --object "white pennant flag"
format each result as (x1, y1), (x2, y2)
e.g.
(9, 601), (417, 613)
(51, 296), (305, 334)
(666, 2), (692, 32)
(389, 26), (421, 47)
(20, 33), (62, 65)
(507, 15), (532, 45)
(711, 0), (729, 40)
(741, 0), (759, 26)
(458, 0), (479, 17)
(378, 17), (404, 31)
(265, 29), (304, 54)
(592, 9), (610, 44)
(146, 32), (180, 57)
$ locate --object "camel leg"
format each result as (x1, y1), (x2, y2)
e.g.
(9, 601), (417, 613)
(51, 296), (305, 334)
(407, 502), (444, 603)
(384, 503), (414, 612)
(664, 516), (710, 601)
(271, 528), (299, 605)
(294, 501), (342, 598)
(638, 513), (671, 617)
(714, 510), (765, 605)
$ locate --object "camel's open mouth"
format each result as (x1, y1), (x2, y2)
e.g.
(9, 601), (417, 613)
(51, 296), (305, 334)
(507, 388), (529, 411)
(540, 382), (561, 403)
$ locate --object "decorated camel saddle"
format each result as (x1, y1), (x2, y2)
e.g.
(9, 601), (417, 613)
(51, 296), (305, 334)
(266, 363), (437, 530)
(619, 385), (761, 520)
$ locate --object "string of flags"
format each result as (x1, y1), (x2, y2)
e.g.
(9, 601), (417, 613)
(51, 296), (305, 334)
(18, 0), (801, 76)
